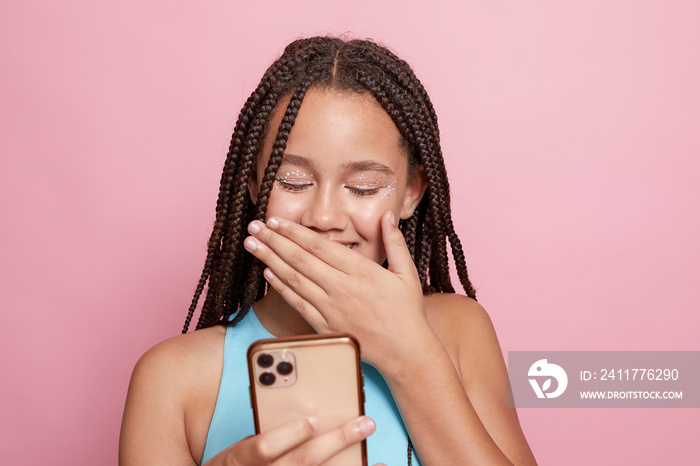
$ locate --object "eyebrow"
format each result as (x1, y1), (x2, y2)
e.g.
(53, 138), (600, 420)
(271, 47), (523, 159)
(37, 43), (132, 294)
(281, 153), (395, 176)
(279, 153), (314, 169)
(342, 160), (395, 176)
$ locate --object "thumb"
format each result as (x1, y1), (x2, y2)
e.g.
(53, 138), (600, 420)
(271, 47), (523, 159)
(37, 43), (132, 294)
(381, 211), (416, 277)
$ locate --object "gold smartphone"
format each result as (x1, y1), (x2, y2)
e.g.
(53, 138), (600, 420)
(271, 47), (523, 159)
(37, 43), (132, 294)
(247, 333), (367, 465)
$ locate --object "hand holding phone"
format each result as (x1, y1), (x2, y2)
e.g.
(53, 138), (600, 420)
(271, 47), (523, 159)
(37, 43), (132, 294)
(202, 415), (378, 466)
(247, 333), (368, 466)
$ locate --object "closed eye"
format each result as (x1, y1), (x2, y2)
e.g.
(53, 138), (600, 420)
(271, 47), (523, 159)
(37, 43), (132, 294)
(348, 187), (381, 196)
(275, 180), (312, 192)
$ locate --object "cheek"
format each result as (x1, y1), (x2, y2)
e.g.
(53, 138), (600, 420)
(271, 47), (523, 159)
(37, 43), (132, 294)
(348, 196), (402, 236)
(264, 191), (306, 221)
(352, 190), (404, 218)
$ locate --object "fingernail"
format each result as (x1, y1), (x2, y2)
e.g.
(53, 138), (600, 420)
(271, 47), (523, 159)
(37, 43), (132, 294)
(267, 217), (280, 229)
(358, 417), (375, 434)
(248, 221), (261, 234)
(389, 211), (397, 226)
(263, 268), (276, 280)
(244, 237), (258, 251)
(307, 417), (319, 431)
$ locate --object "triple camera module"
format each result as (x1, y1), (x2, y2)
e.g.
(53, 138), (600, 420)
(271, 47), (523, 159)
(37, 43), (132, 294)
(256, 352), (296, 387)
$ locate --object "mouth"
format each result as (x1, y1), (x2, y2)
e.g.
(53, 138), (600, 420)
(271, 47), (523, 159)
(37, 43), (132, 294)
(342, 243), (358, 251)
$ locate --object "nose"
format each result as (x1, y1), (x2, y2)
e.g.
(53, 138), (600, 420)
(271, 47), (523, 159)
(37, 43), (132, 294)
(299, 186), (348, 233)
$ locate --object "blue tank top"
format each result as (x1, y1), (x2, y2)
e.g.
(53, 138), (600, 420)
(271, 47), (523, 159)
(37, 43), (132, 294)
(200, 308), (420, 465)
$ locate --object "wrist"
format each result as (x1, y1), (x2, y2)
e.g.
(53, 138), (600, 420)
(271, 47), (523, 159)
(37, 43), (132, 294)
(376, 327), (451, 383)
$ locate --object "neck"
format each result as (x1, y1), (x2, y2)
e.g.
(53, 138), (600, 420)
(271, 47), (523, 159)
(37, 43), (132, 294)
(252, 288), (317, 337)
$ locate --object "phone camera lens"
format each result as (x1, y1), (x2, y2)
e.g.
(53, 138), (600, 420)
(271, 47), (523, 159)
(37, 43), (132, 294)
(277, 361), (293, 375)
(259, 372), (276, 386)
(257, 353), (273, 368)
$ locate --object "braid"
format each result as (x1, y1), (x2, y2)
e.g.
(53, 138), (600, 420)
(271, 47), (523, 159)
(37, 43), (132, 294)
(239, 75), (319, 314)
(399, 209), (419, 261)
(354, 67), (455, 293)
(183, 42), (339, 330)
(202, 91), (281, 328)
(182, 85), (267, 333)
(446, 218), (477, 298)
(345, 42), (465, 295)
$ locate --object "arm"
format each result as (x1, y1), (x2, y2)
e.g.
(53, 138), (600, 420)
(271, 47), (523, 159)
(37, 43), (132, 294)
(385, 295), (537, 465)
(119, 335), (202, 466)
(244, 213), (536, 465)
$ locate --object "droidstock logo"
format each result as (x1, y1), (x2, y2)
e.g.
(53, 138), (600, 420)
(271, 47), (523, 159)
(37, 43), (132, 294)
(528, 359), (568, 399)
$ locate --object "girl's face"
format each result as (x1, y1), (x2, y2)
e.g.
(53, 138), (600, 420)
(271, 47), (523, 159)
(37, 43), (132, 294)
(250, 88), (426, 265)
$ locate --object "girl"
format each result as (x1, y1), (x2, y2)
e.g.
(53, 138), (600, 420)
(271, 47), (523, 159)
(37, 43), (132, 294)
(120, 36), (536, 465)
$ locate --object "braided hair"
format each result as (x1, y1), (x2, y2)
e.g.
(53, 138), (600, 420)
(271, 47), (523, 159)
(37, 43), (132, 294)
(182, 36), (477, 465)
(183, 36), (476, 334)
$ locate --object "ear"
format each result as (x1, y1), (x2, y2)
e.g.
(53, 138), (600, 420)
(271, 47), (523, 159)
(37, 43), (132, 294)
(400, 165), (427, 219)
(248, 171), (260, 203)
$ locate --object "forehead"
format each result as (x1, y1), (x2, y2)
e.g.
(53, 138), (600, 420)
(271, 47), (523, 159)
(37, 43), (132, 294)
(259, 88), (408, 175)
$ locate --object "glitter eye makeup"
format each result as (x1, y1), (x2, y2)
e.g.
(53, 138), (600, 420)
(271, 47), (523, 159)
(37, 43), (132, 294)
(381, 180), (397, 198)
(346, 174), (397, 198)
(273, 168), (397, 198)
(275, 168), (314, 181)
(274, 168), (313, 190)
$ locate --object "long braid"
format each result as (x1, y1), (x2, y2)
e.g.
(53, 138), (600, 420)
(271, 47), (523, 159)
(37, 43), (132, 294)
(182, 87), (267, 333)
(399, 209), (419, 261)
(414, 198), (432, 292)
(446, 218), (477, 298)
(349, 42), (467, 296)
(185, 84), (275, 331)
(184, 42), (338, 330)
(196, 87), (284, 328)
(375, 42), (474, 297)
(202, 91), (281, 328)
(239, 75), (319, 314)
(354, 66), (455, 293)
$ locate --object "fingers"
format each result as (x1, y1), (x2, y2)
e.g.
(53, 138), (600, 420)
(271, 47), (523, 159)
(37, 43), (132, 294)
(214, 417), (318, 465)
(278, 416), (376, 465)
(381, 211), (419, 279)
(260, 267), (327, 331)
(244, 222), (334, 328)
(212, 416), (376, 466)
(259, 217), (361, 275)
(244, 225), (325, 292)
(245, 220), (346, 285)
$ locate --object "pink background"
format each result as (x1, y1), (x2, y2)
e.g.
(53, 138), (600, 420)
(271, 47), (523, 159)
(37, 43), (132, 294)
(2, 1), (698, 464)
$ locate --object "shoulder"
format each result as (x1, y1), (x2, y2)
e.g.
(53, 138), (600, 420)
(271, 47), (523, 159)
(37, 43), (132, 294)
(423, 292), (491, 324)
(129, 324), (227, 434)
(423, 293), (505, 388)
(130, 325), (226, 393)
(423, 292), (498, 352)
(120, 325), (226, 465)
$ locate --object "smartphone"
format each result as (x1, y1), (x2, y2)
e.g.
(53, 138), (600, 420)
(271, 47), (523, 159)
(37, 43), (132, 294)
(247, 333), (367, 465)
